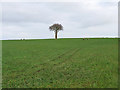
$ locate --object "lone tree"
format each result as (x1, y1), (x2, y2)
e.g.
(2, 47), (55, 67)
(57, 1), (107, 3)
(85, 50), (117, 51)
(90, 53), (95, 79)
(49, 23), (63, 39)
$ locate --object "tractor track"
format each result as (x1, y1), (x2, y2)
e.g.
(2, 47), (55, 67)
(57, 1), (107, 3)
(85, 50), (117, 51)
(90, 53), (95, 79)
(6, 48), (80, 78)
(52, 48), (80, 66)
(32, 48), (75, 68)
(34, 48), (80, 74)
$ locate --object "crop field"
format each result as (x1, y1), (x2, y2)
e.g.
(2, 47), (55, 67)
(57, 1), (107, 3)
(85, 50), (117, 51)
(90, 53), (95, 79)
(2, 38), (118, 88)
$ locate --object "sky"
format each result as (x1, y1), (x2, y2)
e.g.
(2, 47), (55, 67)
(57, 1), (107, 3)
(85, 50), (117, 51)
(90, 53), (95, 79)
(0, 0), (118, 40)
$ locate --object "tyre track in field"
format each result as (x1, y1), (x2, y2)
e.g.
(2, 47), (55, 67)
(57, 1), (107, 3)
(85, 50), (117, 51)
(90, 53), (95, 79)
(52, 52), (99, 75)
(6, 48), (80, 79)
(49, 48), (81, 72)
(51, 48), (80, 66)
(32, 48), (75, 68)
(34, 48), (80, 74)
(4, 48), (75, 79)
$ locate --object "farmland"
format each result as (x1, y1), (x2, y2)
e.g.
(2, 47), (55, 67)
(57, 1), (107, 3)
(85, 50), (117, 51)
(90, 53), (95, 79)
(2, 38), (118, 88)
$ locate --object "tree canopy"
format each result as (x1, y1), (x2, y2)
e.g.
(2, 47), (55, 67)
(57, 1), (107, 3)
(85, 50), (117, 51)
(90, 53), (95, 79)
(49, 23), (63, 39)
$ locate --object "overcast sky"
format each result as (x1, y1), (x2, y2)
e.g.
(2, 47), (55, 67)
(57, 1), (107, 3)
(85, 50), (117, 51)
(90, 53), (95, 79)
(1, 0), (118, 40)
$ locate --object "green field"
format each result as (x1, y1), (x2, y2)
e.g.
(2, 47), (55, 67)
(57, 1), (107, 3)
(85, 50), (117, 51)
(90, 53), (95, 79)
(2, 38), (118, 88)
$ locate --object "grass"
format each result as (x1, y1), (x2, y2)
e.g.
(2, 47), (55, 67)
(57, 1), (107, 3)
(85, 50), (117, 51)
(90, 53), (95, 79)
(2, 38), (118, 88)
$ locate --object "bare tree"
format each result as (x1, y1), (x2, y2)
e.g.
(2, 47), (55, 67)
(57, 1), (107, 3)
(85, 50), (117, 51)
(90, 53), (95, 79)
(49, 23), (63, 39)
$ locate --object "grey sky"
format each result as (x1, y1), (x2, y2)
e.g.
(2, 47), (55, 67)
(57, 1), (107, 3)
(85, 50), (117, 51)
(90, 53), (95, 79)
(1, 0), (118, 40)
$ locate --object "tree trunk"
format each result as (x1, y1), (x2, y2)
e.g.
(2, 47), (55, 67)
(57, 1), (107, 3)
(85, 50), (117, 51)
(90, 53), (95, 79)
(55, 30), (57, 39)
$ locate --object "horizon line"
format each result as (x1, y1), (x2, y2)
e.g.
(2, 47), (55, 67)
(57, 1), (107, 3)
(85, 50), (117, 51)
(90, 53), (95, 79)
(1, 36), (119, 40)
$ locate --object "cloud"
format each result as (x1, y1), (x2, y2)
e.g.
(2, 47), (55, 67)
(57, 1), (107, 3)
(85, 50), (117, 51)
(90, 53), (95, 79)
(2, 3), (54, 24)
(1, 1), (118, 40)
